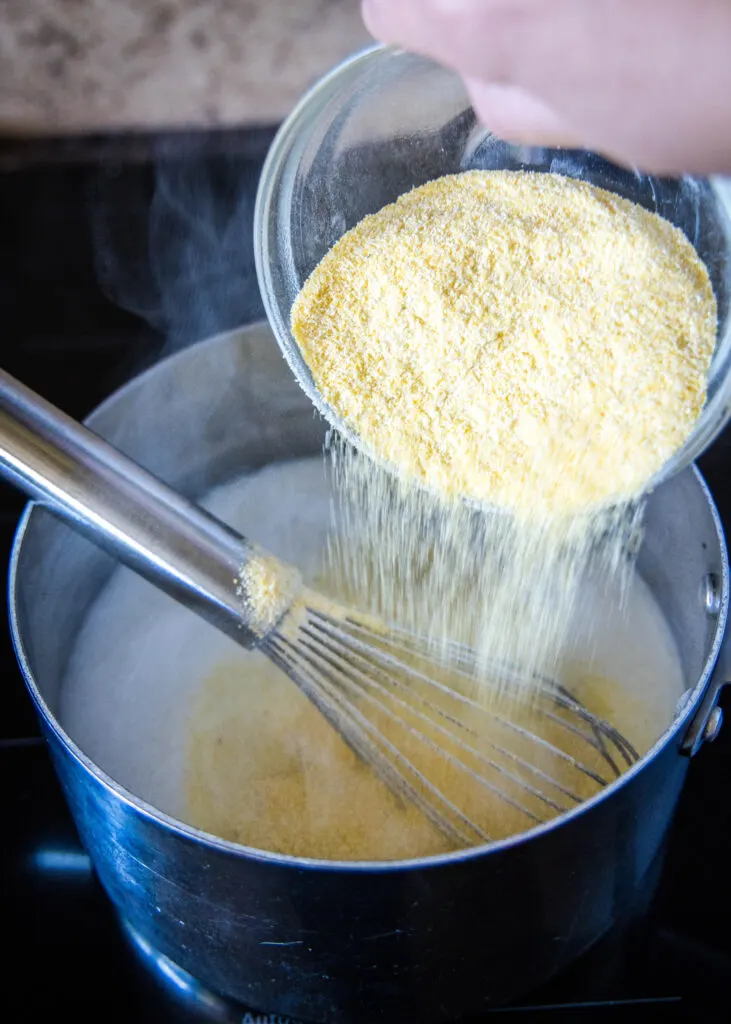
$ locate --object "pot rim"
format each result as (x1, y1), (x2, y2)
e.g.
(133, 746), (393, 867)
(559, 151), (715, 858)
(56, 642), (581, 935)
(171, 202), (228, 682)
(7, 325), (729, 874)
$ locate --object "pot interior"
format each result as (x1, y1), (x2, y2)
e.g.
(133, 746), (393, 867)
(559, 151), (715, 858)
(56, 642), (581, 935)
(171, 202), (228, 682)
(9, 323), (728, 857)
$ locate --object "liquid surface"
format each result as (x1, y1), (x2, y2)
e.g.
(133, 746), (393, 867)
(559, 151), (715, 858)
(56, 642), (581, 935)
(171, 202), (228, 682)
(61, 457), (685, 861)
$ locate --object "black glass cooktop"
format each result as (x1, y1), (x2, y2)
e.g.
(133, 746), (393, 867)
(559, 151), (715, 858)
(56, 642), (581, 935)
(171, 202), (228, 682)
(2, 136), (731, 1023)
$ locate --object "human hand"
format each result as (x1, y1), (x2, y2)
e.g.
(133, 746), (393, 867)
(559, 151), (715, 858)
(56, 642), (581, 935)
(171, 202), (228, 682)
(362, 0), (731, 176)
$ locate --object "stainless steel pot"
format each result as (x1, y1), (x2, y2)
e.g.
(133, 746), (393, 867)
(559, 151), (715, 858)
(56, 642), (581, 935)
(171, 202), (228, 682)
(8, 322), (731, 1023)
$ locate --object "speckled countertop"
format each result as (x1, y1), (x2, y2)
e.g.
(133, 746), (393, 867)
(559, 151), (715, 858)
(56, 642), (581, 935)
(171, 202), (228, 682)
(0, 0), (372, 135)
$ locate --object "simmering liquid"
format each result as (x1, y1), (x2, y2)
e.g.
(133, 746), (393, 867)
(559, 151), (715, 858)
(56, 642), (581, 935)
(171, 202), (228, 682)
(61, 457), (685, 861)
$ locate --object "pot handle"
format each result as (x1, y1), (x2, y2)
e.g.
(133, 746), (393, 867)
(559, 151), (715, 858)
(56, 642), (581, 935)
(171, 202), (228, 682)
(681, 638), (730, 757)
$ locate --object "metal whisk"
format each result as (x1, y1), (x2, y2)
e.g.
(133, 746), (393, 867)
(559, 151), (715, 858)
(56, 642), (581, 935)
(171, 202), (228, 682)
(264, 601), (638, 846)
(0, 368), (638, 849)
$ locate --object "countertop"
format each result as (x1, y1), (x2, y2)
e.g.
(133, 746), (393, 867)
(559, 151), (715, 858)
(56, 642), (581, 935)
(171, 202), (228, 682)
(0, 0), (372, 135)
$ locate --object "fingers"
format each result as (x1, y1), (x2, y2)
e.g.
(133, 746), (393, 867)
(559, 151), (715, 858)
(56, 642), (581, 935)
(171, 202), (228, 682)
(361, 0), (731, 175)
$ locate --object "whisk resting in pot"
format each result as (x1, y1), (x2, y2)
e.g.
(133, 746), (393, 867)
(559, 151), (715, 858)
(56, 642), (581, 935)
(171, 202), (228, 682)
(0, 368), (638, 848)
(259, 594), (638, 845)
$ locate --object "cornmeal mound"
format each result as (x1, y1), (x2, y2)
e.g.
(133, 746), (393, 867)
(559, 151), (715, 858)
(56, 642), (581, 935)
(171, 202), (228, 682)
(291, 171), (717, 515)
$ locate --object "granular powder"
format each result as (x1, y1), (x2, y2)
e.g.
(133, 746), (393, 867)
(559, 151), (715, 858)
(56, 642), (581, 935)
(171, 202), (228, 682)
(292, 171), (717, 516)
(237, 549), (301, 638)
(325, 437), (644, 703)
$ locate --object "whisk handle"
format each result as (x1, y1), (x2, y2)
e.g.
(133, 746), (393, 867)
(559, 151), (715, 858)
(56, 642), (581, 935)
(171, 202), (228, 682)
(0, 368), (262, 648)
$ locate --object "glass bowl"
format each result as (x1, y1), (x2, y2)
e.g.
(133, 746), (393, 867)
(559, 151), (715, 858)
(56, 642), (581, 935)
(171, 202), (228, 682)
(254, 44), (731, 494)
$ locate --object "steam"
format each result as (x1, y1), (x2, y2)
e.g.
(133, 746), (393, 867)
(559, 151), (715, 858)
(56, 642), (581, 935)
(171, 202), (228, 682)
(90, 134), (274, 354)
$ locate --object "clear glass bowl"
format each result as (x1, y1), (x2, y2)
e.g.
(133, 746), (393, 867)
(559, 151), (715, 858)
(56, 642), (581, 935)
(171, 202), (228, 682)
(254, 44), (731, 492)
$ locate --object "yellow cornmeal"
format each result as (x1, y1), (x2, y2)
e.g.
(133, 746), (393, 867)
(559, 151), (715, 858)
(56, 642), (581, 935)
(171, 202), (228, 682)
(236, 550), (301, 638)
(292, 170), (717, 515)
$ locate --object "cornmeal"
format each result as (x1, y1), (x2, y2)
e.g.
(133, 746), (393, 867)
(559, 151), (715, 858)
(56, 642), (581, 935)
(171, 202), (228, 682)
(237, 550), (301, 638)
(291, 171), (717, 515)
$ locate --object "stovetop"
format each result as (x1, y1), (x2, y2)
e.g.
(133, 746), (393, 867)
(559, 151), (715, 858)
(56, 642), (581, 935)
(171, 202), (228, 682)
(2, 136), (731, 1023)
